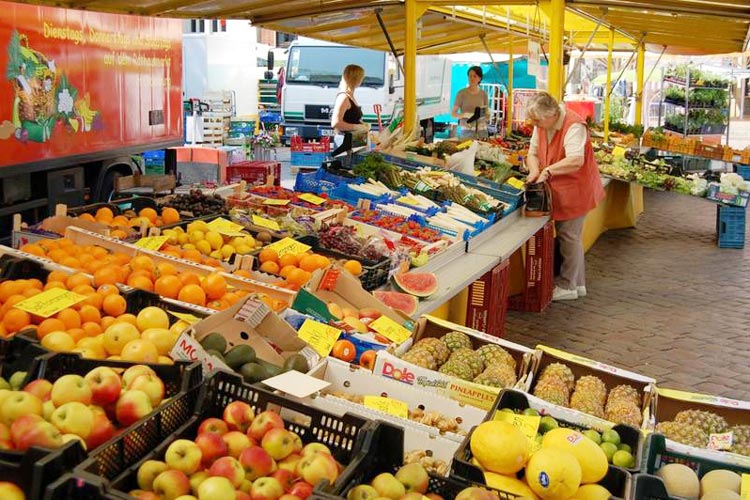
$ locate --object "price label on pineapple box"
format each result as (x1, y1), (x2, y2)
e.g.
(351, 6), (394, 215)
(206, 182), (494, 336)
(363, 395), (409, 419)
(168, 310), (203, 325)
(299, 193), (326, 205)
(14, 288), (87, 318)
(262, 198), (291, 206)
(708, 431), (734, 451)
(134, 235), (170, 251)
(252, 215), (281, 231)
(369, 316), (412, 344)
(493, 410), (541, 447)
(207, 217), (246, 236)
(266, 237), (311, 257)
(506, 177), (526, 190)
(297, 319), (341, 357)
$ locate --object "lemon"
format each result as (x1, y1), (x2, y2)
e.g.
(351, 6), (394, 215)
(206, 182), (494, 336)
(177, 233), (189, 245)
(196, 240), (212, 255)
(170, 320), (190, 334)
(470, 421), (530, 474)
(189, 230), (205, 244)
(41, 331), (75, 352)
(162, 229), (178, 245)
(205, 231), (224, 250)
(570, 484), (612, 500)
(141, 328), (179, 355)
(209, 249), (223, 260)
(187, 221), (209, 233)
(172, 226), (185, 234)
(221, 245), (236, 259)
(182, 242), (196, 251)
(235, 244), (251, 255)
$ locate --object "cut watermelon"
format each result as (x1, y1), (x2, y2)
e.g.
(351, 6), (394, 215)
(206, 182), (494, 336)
(373, 291), (418, 316)
(393, 272), (438, 298)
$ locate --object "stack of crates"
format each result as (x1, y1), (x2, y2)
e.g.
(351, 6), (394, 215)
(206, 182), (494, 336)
(465, 260), (510, 337)
(508, 221), (555, 312)
(290, 135), (330, 169)
(735, 164), (750, 181)
(716, 204), (746, 249)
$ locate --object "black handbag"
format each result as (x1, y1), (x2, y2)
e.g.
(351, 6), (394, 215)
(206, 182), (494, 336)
(523, 181), (553, 217)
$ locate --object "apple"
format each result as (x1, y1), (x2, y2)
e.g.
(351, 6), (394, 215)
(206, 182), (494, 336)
(137, 459), (169, 491)
(129, 373), (165, 407)
(197, 476), (236, 500)
(198, 417), (230, 436)
(0, 391), (43, 426)
(86, 411), (116, 449)
(236, 491), (252, 500)
(288, 432), (303, 453)
(0, 438), (12, 450)
(166, 439), (203, 475)
(153, 469), (191, 500)
(223, 401), (255, 433)
(400, 493), (429, 500)
(50, 401), (94, 439)
(43, 400), (55, 420)
(455, 487), (498, 500)
(296, 452), (339, 486)
(196, 431), (229, 466)
(287, 481), (313, 499)
(122, 365), (157, 388)
(23, 379), (53, 401)
(61, 433), (87, 450)
(116, 390), (153, 426)
(84, 367), (122, 406)
(0, 482), (24, 500)
(239, 445), (275, 481)
(371, 473), (405, 499)
(0, 422), (10, 441)
(131, 491), (161, 500)
(209, 456), (245, 488)
(250, 477), (284, 500)
(190, 471), (210, 495)
(301, 443), (331, 457)
(10, 414), (44, 444)
(223, 431), (252, 458)
(15, 420), (63, 450)
(277, 453), (302, 473)
(270, 469), (295, 492)
(395, 463), (429, 493)
(51, 374), (92, 407)
(279, 495), (301, 500)
(175, 496), (199, 500)
(239, 479), (253, 493)
(425, 494), (444, 500)
(248, 410), (283, 441)
(346, 484), (379, 500)
(262, 428), (296, 461)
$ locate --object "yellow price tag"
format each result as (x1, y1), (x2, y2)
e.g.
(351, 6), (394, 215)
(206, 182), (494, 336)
(299, 193), (326, 205)
(207, 218), (246, 236)
(506, 177), (526, 190)
(297, 319), (341, 357)
(266, 237), (312, 257)
(262, 198), (291, 206)
(168, 311), (203, 325)
(369, 316), (412, 344)
(252, 215), (281, 231)
(741, 474), (750, 500)
(613, 146), (627, 158)
(14, 288), (88, 318)
(396, 196), (420, 206)
(493, 411), (541, 446)
(363, 395), (409, 418)
(134, 235), (170, 251)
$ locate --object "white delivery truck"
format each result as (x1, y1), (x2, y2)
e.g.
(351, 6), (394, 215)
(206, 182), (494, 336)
(279, 39), (452, 143)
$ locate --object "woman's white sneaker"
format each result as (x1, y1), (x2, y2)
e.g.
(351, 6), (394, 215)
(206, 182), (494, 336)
(577, 286), (587, 297)
(552, 286), (578, 301)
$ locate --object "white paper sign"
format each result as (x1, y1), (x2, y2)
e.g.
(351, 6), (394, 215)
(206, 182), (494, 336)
(262, 370), (331, 399)
(528, 40), (541, 77)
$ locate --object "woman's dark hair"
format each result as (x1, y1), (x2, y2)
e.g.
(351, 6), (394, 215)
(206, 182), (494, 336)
(468, 66), (483, 81)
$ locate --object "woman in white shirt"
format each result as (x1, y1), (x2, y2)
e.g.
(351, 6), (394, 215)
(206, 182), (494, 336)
(451, 66), (489, 139)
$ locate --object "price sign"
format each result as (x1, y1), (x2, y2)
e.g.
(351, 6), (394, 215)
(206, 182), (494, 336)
(613, 146), (627, 158)
(168, 311), (203, 325)
(262, 198), (291, 206)
(207, 218), (246, 236)
(14, 288), (88, 318)
(297, 319), (341, 357)
(134, 235), (170, 251)
(708, 432), (734, 451)
(299, 193), (326, 205)
(266, 237), (312, 257)
(369, 316), (412, 344)
(363, 395), (409, 418)
(493, 411), (541, 446)
(252, 215), (281, 231)
(506, 177), (526, 190)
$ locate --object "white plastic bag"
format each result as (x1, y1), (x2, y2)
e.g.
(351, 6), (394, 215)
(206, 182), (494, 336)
(446, 141), (478, 176)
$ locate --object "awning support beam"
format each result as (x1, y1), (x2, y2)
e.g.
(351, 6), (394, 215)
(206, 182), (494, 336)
(563, 18), (602, 90)
(375, 8), (405, 74)
(607, 33), (645, 98)
(604, 28), (614, 141)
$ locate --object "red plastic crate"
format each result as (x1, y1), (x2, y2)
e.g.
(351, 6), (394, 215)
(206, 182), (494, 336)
(508, 221), (554, 313)
(465, 259), (510, 337)
(225, 160), (281, 186)
(290, 135), (331, 153)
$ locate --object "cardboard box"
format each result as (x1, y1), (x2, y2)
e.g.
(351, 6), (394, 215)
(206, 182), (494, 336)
(115, 173), (175, 193)
(12, 211), (115, 249)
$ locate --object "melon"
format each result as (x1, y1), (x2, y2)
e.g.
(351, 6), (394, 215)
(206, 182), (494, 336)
(373, 291), (418, 316)
(656, 463), (699, 499)
(393, 272), (438, 298)
(525, 448), (582, 500)
(541, 428), (608, 484)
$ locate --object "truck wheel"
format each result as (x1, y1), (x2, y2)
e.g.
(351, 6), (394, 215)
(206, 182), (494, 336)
(421, 118), (435, 143)
(98, 170), (122, 202)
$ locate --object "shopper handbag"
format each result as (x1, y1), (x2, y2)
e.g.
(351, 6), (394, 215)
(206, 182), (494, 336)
(523, 181), (552, 217)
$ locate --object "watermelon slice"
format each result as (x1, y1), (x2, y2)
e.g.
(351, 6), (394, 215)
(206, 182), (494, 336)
(393, 272), (438, 298)
(373, 291), (418, 316)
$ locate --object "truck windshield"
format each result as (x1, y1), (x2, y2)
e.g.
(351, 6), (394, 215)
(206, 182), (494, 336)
(286, 46), (385, 87)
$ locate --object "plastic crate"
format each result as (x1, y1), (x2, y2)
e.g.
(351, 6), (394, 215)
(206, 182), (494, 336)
(508, 221), (555, 312)
(716, 204), (746, 249)
(465, 259), (510, 338)
(294, 171), (337, 194)
(736, 164), (750, 181)
(292, 151), (329, 167)
(66, 202), (121, 217)
(0, 335), (47, 380)
(707, 184), (750, 208)
(51, 371), (375, 499)
(328, 183), (392, 207)
(291, 135), (331, 153)
(315, 164), (363, 185)
(226, 160), (281, 186)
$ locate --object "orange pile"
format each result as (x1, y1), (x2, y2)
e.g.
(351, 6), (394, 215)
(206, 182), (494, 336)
(256, 248), (332, 290)
(77, 206), (181, 239)
(157, 244), (224, 269)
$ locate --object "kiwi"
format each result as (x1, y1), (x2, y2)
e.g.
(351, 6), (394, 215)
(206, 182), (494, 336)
(224, 345), (257, 369)
(240, 363), (269, 384)
(256, 231), (273, 243)
(199, 332), (227, 354)
(283, 354), (310, 373)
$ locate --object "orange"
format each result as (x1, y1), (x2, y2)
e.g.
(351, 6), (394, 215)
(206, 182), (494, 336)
(161, 207), (180, 224)
(343, 260), (363, 277)
(93, 267), (120, 287)
(181, 249), (203, 263)
(202, 273), (227, 300)
(156, 262), (177, 277)
(28, 279), (43, 290)
(127, 275), (154, 291)
(115, 313), (138, 326)
(81, 292), (104, 310)
(110, 229), (128, 239)
(233, 269), (252, 279)
(278, 254), (299, 268)
(139, 207), (158, 223)
(111, 215), (130, 227)
(222, 292), (242, 306)
(279, 265), (297, 279)
(100, 316), (116, 330)
(47, 249), (68, 263)
(44, 281), (67, 291)
(315, 255), (331, 269)
(20, 243), (46, 256)
(85, 260), (106, 274)
(22, 288), (42, 298)
(78, 254), (95, 266)
(92, 247), (109, 259)
(95, 207), (114, 222)
(78, 213), (96, 223)
(71, 284), (96, 296)
(3, 309), (31, 334)
(359, 350), (377, 370)
(258, 248), (279, 264)
(259, 261), (280, 275)
(178, 284), (206, 307)
(203, 258), (222, 268)
(287, 268), (312, 287)
(207, 299), (230, 311)
(298, 255), (320, 273)
(82, 321), (102, 337)
(102, 294), (127, 316)
(79, 305), (101, 324)
(179, 272), (202, 286)
(61, 256), (82, 269)
(56, 308), (82, 330)
(130, 255), (155, 273)
(97, 284), (120, 297)
(66, 328), (87, 343)
(154, 275), (182, 299)
(331, 339), (357, 362)
(128, 269), (153, 281)
(0, 281), (22, 302)
(111, 253), (132, 266)
(36, 318), (67, 339)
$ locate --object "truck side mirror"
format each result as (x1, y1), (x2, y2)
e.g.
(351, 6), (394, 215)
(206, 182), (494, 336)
(267, 51), (274, 71)
(389, 73), (395, 94)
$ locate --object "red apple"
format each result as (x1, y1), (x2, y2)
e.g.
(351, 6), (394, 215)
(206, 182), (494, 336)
(287, 481), (313, 499)
(271, 469), (295, 492)
(198, 417), (229, 437)
(122, 365), (156, 388)
(239, 445), (275, 481)
(262, 428), (296, 461)
(236, 490), (252, 500)
(51, 374), (92, 407)
(10, 414), (44, 444)
(247, 410), (284, 441)
(223, 431), (253, 458)
(196, 431), (229, 466)
(0, 438), (13, 450)
(0, 481), (24, 500)
(133, 492), (160, 500)
(86, 412), (116, 449)
(136, 459), (168, 491)
(152, 469), (191, 499)
(0, 391), (43, 426)
(223, 401), (255, 433)
(50, 401), (94, 439)
(165, 439), (203, 475)
(250, 477), (284, 500)
(115, 390), (153, 427)
(209, 456), (245, 488)
(277, 453), (302, 474)
(129, 373), (165, 407)
(23, 379), (52, 402)
(84, 367), (122, 406)
(15, 420), (64, 450)
(296, 452), (338, 487)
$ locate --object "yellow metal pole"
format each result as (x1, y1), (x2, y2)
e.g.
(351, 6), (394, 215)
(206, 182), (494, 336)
(404, 0), (418, 138)
(604, 28), (614, 142)
(506, 36), (514, 136)
(635, 41), (645, 126)
(547, 0), (565, 100)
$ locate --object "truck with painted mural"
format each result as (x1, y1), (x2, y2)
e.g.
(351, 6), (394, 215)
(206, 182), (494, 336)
(0, 0), (182, 235)
(279, 39), (452, 143)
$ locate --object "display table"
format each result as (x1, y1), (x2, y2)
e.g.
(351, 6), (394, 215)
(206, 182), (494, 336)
(583, 177), (644, 252)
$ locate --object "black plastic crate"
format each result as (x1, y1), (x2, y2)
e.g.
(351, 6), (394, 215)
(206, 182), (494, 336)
(0, 254), (50, 282)
(0, 334), (48, 380)
(66, 202), (122, 217)
(50, 371), (375, 499)
(108, 196), (158, 214)
(122, 288), (210, 323)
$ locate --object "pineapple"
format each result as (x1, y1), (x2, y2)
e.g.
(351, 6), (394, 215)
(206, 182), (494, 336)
(439, 361), (474, 381)
(533, 377), (570, 407)
(573, 376), (607, 406)
(604, 400), (643, 428)
(448, 348), (484, 378)
(674, 410), (729, 435)
(732, 425), (750, 445)
(440, 331), (472, 352)
(477, 344), (516, 371)
(606, 385), (641, 408)
(474, 364), (517, 389)
(539, 363), (575, 392)
(731, 443), (750, 456)
(412, 338), (450, 365)
(570, 392), (605, 419)
(401, 349), (437, 370)
(656, 421), (709, 448)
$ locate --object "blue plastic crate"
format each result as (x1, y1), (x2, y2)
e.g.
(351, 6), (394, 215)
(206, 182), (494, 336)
(328, 183), (392, 206)
(291, 151), (328, 167)
(315, 167), (364, 186)
(737, 165), (750, 181)
(716, 204), (746, 249)
(293, 171), (336, 194)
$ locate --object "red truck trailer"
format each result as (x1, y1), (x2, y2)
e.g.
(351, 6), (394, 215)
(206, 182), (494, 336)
(0, 1), (182, 236)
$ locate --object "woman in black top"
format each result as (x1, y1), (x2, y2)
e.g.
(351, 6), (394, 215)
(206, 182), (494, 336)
(331, 64), (370, 148)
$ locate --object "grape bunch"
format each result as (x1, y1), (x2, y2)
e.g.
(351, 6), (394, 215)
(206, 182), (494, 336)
(318, 225), (362, 256)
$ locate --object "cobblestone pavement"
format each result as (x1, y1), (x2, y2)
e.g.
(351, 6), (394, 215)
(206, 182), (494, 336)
(504, 189), (750, 400)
